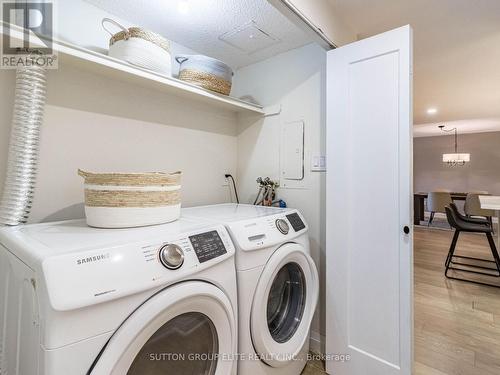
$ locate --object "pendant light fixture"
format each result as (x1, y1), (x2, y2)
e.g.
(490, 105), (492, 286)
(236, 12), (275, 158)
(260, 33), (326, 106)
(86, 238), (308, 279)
(438, 125), (470, 166)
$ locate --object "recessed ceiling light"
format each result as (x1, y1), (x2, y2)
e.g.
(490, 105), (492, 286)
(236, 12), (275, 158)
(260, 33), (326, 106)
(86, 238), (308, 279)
(427, 107), (438, 115)
(178, 1), (190, 14)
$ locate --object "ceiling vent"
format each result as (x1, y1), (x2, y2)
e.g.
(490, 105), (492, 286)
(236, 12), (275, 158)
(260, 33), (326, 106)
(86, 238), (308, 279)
(219, 21), (280, 54)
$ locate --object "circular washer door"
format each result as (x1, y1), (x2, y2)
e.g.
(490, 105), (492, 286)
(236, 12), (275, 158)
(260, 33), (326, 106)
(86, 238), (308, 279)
(90, 281), (236, 375)
(250, 243), (319, 368)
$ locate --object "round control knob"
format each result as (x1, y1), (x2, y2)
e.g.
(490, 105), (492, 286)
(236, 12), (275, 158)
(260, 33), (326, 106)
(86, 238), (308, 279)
(276, 219), (290, 235)
(159, 244), (184, 270)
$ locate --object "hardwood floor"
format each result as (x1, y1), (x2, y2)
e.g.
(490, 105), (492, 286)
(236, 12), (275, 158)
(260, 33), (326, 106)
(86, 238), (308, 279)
(301, 356), (327, 374)
(414, 226), (500, 375)
(301, 226), (500, 375)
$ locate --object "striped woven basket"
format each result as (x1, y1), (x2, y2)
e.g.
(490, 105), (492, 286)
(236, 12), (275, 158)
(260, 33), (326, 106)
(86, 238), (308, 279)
(178, 69), (232, 95)
(78, 169), (181, 228)
(102, 18), (172, 76)
(175, 55), (233, 96)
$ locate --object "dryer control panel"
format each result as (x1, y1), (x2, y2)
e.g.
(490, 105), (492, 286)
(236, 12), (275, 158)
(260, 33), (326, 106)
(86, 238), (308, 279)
(227, 209), (308, 252)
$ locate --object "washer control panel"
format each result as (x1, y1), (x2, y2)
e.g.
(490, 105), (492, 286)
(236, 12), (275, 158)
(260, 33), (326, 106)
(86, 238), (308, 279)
(275, 218), (290, 235)
(41, 224), (235, 311)
(285, 212), (306, 232)
(189, 230), (227, 263)
(159, 244), (185, 269)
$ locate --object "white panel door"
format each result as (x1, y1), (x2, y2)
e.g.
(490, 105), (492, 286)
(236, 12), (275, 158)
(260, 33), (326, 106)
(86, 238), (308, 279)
(325, 26), (413, 375)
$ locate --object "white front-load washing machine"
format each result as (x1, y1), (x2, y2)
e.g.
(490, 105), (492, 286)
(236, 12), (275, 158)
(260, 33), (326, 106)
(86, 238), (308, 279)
(183, 204), (319, 375)
(0, 218), (238, 375)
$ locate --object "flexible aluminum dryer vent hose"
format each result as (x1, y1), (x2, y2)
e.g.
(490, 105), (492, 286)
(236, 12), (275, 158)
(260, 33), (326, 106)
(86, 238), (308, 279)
(0, 64), (47, 226)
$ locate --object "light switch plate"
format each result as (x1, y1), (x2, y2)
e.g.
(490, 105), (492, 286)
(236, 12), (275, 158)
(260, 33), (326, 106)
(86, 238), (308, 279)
(311, 154), (326, 172)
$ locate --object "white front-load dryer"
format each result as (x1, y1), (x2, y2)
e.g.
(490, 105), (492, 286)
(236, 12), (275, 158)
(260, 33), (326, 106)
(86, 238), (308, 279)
(0, 218), (238, 375)
(183, 204), (319, 375)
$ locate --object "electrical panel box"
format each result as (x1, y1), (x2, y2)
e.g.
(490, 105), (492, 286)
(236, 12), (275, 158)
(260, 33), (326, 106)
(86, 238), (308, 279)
(281, 120), (304, 181)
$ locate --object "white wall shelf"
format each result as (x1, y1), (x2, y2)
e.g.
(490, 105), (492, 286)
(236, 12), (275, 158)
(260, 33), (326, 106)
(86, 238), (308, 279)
(2, 25), (265, 116)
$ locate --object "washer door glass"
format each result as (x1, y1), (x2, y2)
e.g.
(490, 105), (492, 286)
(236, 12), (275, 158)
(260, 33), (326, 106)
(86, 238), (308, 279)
(267, 262), (306, 343)
(127, 312), (218, 375)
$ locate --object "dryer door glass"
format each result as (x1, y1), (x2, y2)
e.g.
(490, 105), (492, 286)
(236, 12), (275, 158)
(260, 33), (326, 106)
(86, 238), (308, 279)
(127, 312), (218, 375)
(267, 262), (306, 343)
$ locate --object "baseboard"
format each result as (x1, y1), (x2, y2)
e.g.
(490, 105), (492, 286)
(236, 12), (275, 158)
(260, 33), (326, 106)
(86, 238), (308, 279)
(309, 330), (325, 354)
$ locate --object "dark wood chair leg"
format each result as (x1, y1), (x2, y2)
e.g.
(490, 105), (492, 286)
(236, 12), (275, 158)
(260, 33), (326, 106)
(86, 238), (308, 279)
(428, 211), (435, 227)
(486, 232), (500, 271)
(445, 230), (460, 273)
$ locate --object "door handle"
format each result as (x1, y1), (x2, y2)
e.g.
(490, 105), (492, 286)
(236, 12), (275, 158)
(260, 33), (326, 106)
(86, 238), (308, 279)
(403, 226), (410, 234)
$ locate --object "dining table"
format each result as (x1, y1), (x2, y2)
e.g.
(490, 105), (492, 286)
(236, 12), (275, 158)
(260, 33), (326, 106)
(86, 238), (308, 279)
(413, 192), (468, 225)
(479, 195), (500, 245)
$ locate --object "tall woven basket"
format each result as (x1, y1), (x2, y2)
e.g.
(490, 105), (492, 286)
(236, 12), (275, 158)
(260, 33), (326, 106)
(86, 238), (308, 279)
(78, 170), (181, 228)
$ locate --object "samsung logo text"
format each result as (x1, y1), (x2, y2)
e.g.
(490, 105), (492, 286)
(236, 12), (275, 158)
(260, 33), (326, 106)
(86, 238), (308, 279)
(76, 253), (111, 265)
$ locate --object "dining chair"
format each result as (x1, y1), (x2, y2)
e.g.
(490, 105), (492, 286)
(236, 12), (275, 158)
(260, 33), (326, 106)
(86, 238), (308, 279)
(444, 203), (500, 288)
(427, 191), (452, 226)
(465, 192), (495, 231)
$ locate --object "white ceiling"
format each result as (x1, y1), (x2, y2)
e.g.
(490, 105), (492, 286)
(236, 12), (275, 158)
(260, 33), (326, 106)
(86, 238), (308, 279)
(331, 0), (500, 126)
(414, 118), (500, 137)
(84, 0), (313, 69)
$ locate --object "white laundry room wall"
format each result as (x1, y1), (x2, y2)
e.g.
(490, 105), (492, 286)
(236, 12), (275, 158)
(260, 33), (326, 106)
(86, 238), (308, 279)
(0, 0), (239, 223)
(232, 43), (327, 353)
